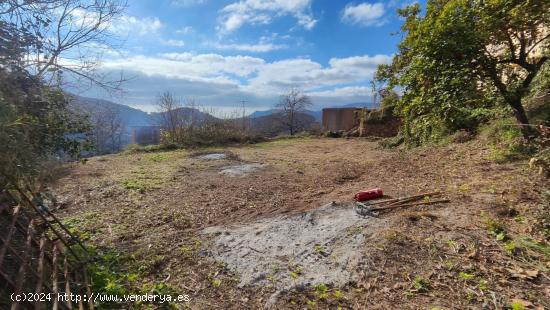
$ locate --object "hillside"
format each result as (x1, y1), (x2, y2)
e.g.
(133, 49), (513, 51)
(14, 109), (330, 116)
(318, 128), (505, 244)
(69, 95), (216, 148)
(70, 96), (379, 147)
(70, 95), (215, 127)
(249, 109), (322, 122)
(247, 112), (317, 137)
(69, 95), (156, 127)
(248, 102), (376, 122)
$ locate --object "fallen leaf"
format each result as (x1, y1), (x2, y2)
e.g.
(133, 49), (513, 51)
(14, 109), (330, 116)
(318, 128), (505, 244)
(524, 269), (539, 278)
(506, 267), (539, 280)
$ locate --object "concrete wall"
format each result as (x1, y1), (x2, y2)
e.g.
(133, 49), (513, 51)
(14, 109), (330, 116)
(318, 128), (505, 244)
(322, 108), (359, 131)
(362, 118), (401, 137)
(322, 108), (401, 137)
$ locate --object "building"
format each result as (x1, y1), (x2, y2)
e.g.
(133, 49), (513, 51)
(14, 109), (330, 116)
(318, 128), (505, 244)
(322, 107), (400, 137)
(322, 108), (361, 132)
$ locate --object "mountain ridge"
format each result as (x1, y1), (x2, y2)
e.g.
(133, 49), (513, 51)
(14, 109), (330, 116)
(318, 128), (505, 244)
(71, 96), (378, 126)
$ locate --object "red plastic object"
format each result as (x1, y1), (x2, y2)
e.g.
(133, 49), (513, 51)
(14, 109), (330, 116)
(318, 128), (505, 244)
(354, 188), (384, 201)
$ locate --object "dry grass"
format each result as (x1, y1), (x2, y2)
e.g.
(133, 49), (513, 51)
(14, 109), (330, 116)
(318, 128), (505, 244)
(50, 137), (549, 309)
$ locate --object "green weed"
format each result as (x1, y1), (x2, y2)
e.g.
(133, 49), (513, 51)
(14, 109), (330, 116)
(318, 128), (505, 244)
(485, 218), (508, 241)
(333, 290), (344, 299)
(145, 153), (170, 162)
(306, 299), (316, 308)
(458, 272), (475, 281)
(478, 279), (489, 292)
(121, 179), (147, 193)
(407, 275), (430, 295)
(313, 283), (329, 299)
(511, 301), (526, 310)
(314, 244), (326, 255)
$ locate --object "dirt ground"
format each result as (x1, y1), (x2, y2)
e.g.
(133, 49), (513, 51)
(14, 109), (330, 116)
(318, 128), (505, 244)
(50, 137), (549, 309)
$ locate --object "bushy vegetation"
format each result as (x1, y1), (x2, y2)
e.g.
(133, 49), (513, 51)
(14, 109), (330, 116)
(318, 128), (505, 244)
(0, 49), (91, 190)
(481, 117), (537, 162)
(125, 143), (179, 154)
(376, 0), (549, 145)
(154, 91), (265, 148)
(160, 120), (265, 148)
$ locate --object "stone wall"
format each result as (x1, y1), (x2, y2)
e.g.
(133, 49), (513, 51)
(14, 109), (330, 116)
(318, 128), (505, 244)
(362, 117), (401, 137)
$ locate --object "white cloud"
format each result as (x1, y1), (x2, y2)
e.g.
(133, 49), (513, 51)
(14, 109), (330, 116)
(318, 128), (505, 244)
(208, 35), (288, 52)
(65, 9), (162, 36)
(209, 42), (286, 52)
(111, 15), (163, 36)
(95, 53), (391, 108)
(341, 2), (387, 26)
(161, 39), (185, 47)
(308, 86), (372, 98)
(244, 54), (392, 95)
(171, 0), (207, 7)
(176, 26), (194, 34)
(217, 0), (317, 34)
(102, 53), (265, 81)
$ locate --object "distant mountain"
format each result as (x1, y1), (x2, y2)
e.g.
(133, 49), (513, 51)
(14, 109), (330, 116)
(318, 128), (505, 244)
(248, 109), (275, 119)
(69, 95), (155, 127)
(70, 95), (215, 127)
(249, 112), (317, 137)
(340, 102), (377, 108)
(248, 102), (377, 122)
(69, 95), (216, 149)
(249, 109), (322, 122)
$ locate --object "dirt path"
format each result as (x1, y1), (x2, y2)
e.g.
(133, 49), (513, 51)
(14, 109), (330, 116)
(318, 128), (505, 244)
(50, 137), (549, 309)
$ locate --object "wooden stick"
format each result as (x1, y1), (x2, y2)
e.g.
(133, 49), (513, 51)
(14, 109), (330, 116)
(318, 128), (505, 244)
(0, 234), (54, 294)
(35, 237), (47, 310)
(383, 192), (442, 208)
(12, 222), (34, 310)
(74, 272), (85, 310)
(64, 257), (73, 310)
(83, 267), (94, 310)
(9, 189), (82, 263)
(24, 186), (89, 255)
(365, 191), (442, 206)
(52, 247), (59, 310)
(371, 199), (450, 212)
(0, 205), (20, 268)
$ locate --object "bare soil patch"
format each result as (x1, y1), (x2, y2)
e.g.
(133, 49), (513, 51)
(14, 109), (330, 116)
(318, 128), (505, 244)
(198, 153), (228, 160)
(219, 163), (265, 177)
(202, 203), (388, 293)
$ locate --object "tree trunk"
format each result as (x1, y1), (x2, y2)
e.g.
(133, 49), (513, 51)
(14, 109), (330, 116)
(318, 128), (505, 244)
(289, 112), (295, 136)
(508, 97), (533, 139)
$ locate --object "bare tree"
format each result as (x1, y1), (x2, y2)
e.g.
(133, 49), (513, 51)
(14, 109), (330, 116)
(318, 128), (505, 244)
(91, 105), (124, 154)
(183, 98), (201, 131)
(0, 0), (127, 91)
(275, 87), (313, 136)
(156, 91), (184, 143)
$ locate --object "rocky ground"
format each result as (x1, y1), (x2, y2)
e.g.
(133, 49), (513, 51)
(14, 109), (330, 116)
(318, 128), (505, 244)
(49, 136), (549, 309)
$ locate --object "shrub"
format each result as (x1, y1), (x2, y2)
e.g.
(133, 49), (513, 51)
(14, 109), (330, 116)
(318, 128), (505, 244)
(160, 120), (264, 148)
(481, 118), (539, 162)
(124, 143), (178, 154)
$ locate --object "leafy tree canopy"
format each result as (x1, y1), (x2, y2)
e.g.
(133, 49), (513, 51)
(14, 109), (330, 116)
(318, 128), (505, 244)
(377, 0), (549, 144)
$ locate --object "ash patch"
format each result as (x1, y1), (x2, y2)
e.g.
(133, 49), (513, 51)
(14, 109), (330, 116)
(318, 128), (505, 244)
(202, 203), (388, 292)
(198, 153), (228, 160)
(219, 163), (264, 177)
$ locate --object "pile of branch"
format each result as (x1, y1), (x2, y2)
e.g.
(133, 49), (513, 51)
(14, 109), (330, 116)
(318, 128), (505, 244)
(356, 191), (450, 216)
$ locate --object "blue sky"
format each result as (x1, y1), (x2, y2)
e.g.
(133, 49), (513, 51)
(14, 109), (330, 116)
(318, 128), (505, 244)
(77, 0), (421, 114)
